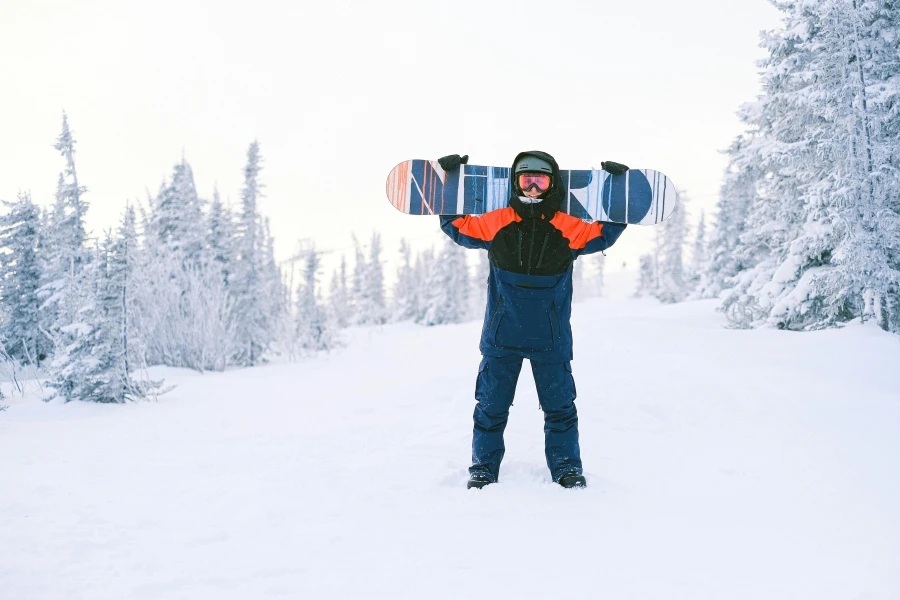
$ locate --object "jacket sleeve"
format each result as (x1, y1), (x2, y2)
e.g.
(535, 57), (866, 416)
(577, 221), (627, 257)
(549, 212), (627, 258)
(440, 215), (488, 250)
(439, 208), (520, 251)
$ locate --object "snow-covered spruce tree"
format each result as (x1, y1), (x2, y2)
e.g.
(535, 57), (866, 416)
(47, 214), (163, 403)
(695, 134), (763, 300)
(420, 238), (470, 326)
(764, 0), (899, 330)
(206, 186), (237, 286)
(51, 112), (88, 262)
(634, 254), (656, 298)
(140, 157), (245, 371)
(719, 111), (808, 327)
(107, 206), (145, 371)
(39, 113), (91, 344)
(413, 246), (435, 323)
(571, 253), (585, 300)
(352, 232), (387, 325)
(0, 192), (45, 365)
(391, 239), (419, 322)
(351, 235), (365, 322)
(366, 231), (387, 324)
(260, 217), (289, 351)
(575, 252), (606, 300)
(685, 210), (708, 298)
(149, 158), (207, 266)
(469, 249), (490, 318)
(654, 198), (691, 304)
(723, 0), (900, 331)
(328, 255), (352, 328)
(294, 245), (336, 354)
(871, 1), (900, 332)
(849, 0), (900, 332)
(230, 141), (277, 364)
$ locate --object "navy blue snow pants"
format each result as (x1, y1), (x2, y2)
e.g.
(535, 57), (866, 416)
(470, 354), (582, 483)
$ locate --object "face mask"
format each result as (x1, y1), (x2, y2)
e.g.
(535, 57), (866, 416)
(518, 195), (543, 204)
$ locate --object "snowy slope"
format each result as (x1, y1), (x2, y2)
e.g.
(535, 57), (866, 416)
(2, 287), (899, 600)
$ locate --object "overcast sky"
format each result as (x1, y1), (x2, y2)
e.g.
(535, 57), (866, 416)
(1, 0), (782, 276)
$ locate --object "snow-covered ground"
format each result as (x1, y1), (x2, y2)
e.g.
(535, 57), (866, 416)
(2, 274), (899, 599)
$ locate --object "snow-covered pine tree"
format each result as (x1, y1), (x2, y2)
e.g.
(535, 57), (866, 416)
(654, 197), (690, 304)
(391, 239), (419, 322)
(420, 238), (470, 326)
(870, 1), (900, 332)
(0, 192), (45, 365)
(351, 235), (365, 323)
(48, 213), (163, 403)
(139, 158), (241, 371)
(328, 255), (352, 328)
(294, 245), (336, 354)
(685, 210), (707, 298)
(39, 113), (92, 342)
(723, 0), (900, 331)
(149, 158), (207, 266)
(231, 141), (277, 364)
(101, 206), (163, 399)
(352, 232), (387, 325)
(413, 246), (435, 323)
(695, 134), (763, 300)
(206, 186), (237, 286)
(367, 232), (386, 324)
(634, 254), (656, 298)
(469, 249), (490, 318)
(836, 0), (900, 332)
(52, 112), (88, 265)
(575, 252), (606, 300)
(572, 251), (584, 300)
(260, 216), (287, 336)
(763, 0), (896, 330)
(719, 109), (808, 327)
(109, 206), (140, 368)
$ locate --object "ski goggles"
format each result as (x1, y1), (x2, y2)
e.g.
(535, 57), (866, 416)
(517, 172), (552, 193)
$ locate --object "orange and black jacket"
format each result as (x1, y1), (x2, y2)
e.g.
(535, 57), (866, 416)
(440, 151), (626, 361)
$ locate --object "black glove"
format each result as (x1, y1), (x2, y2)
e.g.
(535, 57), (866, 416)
(437, 154), (469, 171)
(601, 160), (629, 175)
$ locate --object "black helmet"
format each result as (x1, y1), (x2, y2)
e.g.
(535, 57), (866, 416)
(513, 155), (553, 175)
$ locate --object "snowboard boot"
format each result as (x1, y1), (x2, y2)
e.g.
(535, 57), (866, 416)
(467, 474), (493, 489)
(558, 472), (587, 489)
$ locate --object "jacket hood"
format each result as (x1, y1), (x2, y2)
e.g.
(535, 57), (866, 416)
(509, 150), (563, 220)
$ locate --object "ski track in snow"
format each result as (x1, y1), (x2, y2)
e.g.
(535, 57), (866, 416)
(2, 286), (899, 599)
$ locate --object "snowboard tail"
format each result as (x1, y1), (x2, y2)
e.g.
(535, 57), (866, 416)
(385, 159), (678, 225)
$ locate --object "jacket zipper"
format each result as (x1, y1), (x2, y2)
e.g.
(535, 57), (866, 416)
(517, 230), (523, 267)
(535, 232), (550, 269)
(526, 218), (537, 274)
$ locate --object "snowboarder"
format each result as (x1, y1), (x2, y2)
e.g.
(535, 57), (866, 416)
(438, 151), (629, 489)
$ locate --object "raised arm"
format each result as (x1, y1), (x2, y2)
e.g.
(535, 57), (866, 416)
(440, 208), (521, 251)
(548, 212), (627, 258)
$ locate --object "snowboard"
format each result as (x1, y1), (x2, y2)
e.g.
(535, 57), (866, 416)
(385, 159), (678, 225)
